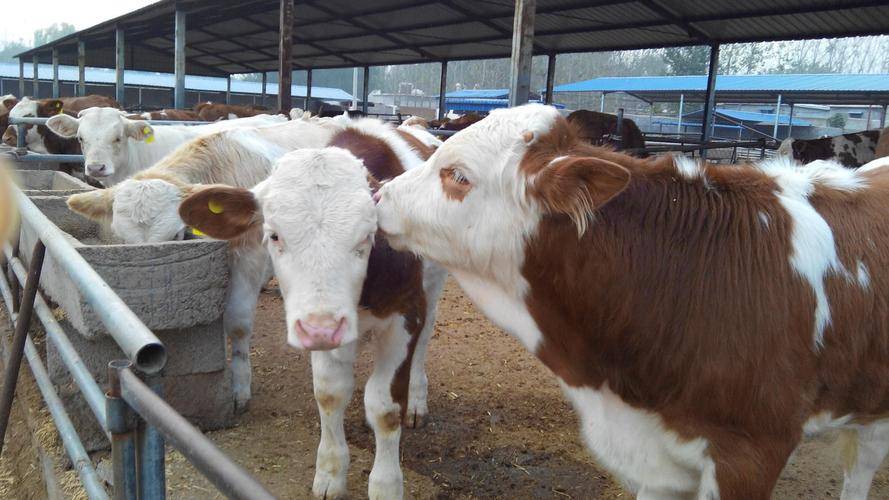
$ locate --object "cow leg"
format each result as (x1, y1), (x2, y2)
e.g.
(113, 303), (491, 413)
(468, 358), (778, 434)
(225, 249), (270, 412)
(405, 263), (447, 428)
(840, 421), (889, 500)
(311, 344), (357, 500)
(710, 435), (798, 500)
(364, 317), (415, 499)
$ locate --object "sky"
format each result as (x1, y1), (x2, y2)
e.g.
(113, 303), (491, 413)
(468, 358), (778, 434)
(0, 0), (157, 43)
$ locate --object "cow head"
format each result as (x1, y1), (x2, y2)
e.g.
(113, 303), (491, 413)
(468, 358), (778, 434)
(376, 103), (630, 286)
(46, 107), (153, 180)
(180, 148), (377, 351)
(0, 94), (18, 131)
(67, 178), (190, 243)
(6, 97), (54, 153)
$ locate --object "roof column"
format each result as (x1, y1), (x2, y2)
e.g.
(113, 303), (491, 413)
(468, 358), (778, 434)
(772, 94), (782, 139)
(18, 58), (24, 97)
(261, 72), (267, 107)
(787, 103), (795, 137)
(278, 0), (293, 112)
(362, 66), (369, 114)
(599, 92), (605, 112)
(438, 61), (448, 120)
(544, 53), (556, 105)
(115, 27), (125, 106)
(677, 93), (684, 135)
(700, 44), (720, 157)
(881, 104), (887, 128)
(226, 75), (231, 104)
(32, 56), (39, 98)
(508, 0), (535, 108)
(77, 40), (86, 97)
(174, 5), (187, 109)
(305, 69), (312, 110)
(51, 48), (60, 98)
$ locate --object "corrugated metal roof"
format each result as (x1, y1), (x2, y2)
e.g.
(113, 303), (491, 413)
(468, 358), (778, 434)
(446, 89), (510, 99)
(0, 62), (354, 101)
(15, 1), (889, 75)
(684, 108), (812, 127)
(550, 74), (889, 105)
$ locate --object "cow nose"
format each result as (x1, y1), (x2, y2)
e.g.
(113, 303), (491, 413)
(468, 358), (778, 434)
(295, 314), (346, 350)
(1, 129), (15, 146)
(87, 164), (108, 177)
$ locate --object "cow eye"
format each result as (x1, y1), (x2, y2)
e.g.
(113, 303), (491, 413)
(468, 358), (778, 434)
(449, 168), (469, 185)
(269, 233), (279, 242)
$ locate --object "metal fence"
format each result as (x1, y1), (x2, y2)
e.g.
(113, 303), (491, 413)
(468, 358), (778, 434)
(0, 184), (275, 499)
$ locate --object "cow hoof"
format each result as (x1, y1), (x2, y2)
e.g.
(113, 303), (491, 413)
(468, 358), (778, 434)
(405, 408), (428, 429)
(368, 474), (403, 500)
(313, 471), (347, 499)
(233, 397), (250, 415)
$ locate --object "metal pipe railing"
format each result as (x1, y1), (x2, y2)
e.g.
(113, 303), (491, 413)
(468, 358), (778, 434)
(13, 189), (166, 373)
(112, 362), (276, 500)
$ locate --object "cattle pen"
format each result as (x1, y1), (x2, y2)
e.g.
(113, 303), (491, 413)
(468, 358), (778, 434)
(2, 1), (889, 499)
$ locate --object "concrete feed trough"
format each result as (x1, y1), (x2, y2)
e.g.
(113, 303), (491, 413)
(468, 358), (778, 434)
(19, 196), (229, 338)
(14, 170), (95, 196)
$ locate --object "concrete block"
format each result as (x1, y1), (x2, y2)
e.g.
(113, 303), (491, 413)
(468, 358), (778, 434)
(19, 196), (230, 338)
(14, 170), (95, 196)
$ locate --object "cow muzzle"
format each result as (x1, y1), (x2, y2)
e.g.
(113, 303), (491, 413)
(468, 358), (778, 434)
(86, 164), (110, 177)
(1, 127), (16, 147)
(294, 314), (347, 350)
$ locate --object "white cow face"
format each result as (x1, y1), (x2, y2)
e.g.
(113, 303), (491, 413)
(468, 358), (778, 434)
(46, 107), (152, 180)
(67, 178), (188, 243)
(376, 104), (630, 286)
(8, 97), (49, 153)
(180, 148), (377, 351)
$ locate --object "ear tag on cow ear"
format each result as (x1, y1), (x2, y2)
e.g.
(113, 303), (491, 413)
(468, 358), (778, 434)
(208, 200), (224, 214)
(191, 227), (205, 237)
(143, 127), (155, 143)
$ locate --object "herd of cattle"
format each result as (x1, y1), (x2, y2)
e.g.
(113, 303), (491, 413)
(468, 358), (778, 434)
(0, 93), (888, 499)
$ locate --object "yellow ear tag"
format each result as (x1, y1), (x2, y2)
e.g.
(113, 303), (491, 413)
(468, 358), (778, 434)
(191, 227), (205, 236)
(143, 127), (155, 143)
(208, 200), (224, 214)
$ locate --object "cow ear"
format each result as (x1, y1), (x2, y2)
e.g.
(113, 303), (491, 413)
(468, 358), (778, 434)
(179, 185), (261, 240)
(529, 156), (630, 235)
(1, 97), (16, 111)
(125, 121), (154, 142)
(67, 188), (116, 222)
(45, 113), (80, 138)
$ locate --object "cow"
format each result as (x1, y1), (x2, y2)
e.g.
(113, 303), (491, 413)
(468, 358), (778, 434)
(778, 130), (882, 168)
(44, 108), (286, 185)
(127, 109), (201, 121)
(567, 109), (646, 155)
(375, 103), (889, 499)
(875, 128), (889, 160)
(0, 94), (17, 134)
(193, 102), (270, 121)
(66, 118), (343, 412)
(178, 117), (445, 499)
(2, 95), (120, 153)
(429, 112), (484, 132)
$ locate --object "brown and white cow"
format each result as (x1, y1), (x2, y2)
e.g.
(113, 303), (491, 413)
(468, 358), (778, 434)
(193, 102), (270, 121)
(179, 118), (445, 499)
(0, 94), (18, 134)
(127, 109), (200, 121)
(376, 104), (889, 499)
(567, 109), (647, 155)
(778, 129), (884, 168)
(2, 95), (120, 154)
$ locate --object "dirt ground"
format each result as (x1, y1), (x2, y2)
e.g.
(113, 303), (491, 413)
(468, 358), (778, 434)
(161, 278), (889, 499)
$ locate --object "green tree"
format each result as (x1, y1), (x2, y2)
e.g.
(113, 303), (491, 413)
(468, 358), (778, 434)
(827, 113), (847, 128)
(0, 40), (30, 63)
(663, 46), (710, 75)
(33, 23), (76, 47)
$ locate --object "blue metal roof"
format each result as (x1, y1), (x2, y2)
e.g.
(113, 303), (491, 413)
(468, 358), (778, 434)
(444, 97), (564, 113)
(684, 109), (811, 127)
(445, 89), (511, 99)
(0, 62), (354, 101)
(551, 74), (889, 94)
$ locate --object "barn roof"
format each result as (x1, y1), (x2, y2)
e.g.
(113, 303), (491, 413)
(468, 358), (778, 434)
(685, 108), (812, 127)
(16, 1), (889, 76)
(551, 74), (889, 105)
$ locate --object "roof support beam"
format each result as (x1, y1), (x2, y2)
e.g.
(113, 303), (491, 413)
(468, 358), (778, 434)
(787, 103), (795, 137)
(544, 53), (556, 105)
(438, 61), (448, 120)
(261, 72), (267, 105)
(225, 75), (231, 104)
(174, 6), (187, 109)
(362, 66), (369, 114)
(115, 27), (125, 105)
(772, 94), (782, 139)
(637, 0), (710, 41)
(32, 57), (39, 98)
(700, 44), (720, 156)
(18, 58), (25, 97)
(51, 48), (60, 98)
(77, 40), (86, 97)
(509, 0), (535, 108)
(279, 0), (294, 112)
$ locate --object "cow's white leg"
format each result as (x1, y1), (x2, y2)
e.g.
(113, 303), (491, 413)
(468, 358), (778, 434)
(840, 421), (889, 500)
(225, 247), (270, 412)
(311, 344), (357, 500)
(364, 317), (412, 499)
(406, 263), (447, 428)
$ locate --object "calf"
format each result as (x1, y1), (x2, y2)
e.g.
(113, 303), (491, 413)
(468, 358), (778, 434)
(376, 104), (889, 499)
(193, 102), (270, 121)
(567, 109), (647, 155)
(779, 130), (881, 168)
(179, 118), (445, 499)
(2, 95), (119, 153)
(127, 109), (200, 121)
(0, 94), (17, 133)
(45, 108), (285, 185)
(66, 118), (342, 410)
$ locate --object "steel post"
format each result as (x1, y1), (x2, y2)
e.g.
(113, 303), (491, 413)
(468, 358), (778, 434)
(882, 104), (888, 128)
(700, 44), (720, 158)
(600, 92), (605, 112)
(508, 0), (535, 107)
(77, 40), (86, 97)
(226, 75), (232, 104)
(32, 57), (39, 98)
(544, 53), (556, 105)
(18, 58), (24, 97)
(115, 28), (125, 106)
(677, 93), (684, 135)
(438, 61), (447, 120)
(108, 361), (138, 500)
(0, 241), (46, 457)
(136, 373), (165, 499)
(261, 72), (267, 107)
(305, 69), (312, 110)
(787, 103), (795, 138)
(51, 48), (60, 98)
(362, 66), (369, 114)
(174, 7), (187, 109)
(278, 0), (294, 112)
(616, 108), (624, 149)
(6, 223), (19, 312)
(772, 94), (782, 139)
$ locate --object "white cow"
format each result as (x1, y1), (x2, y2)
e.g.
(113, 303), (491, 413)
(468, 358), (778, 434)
(46, 107), (286, 185)
(179, 118), (445, 499)
(67, 118), (342, 410)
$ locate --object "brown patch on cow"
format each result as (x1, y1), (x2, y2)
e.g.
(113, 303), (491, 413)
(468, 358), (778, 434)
(193, 102), (268, 121)
(508, 113), (889, 495)
(395, 129), (436, 160)
(328, 128), (405, 181)
(67, 188), (117, 221)
(439, 166), (471, 201)
(566, 110), (647, 156)
(316, 393), (342, 413)
(136, 109), (200, 121)
(178, 185), (261, 240)
(377, 410), (403, 433)
(437, 113), (483, 132)
(0, 96), (17, 132)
